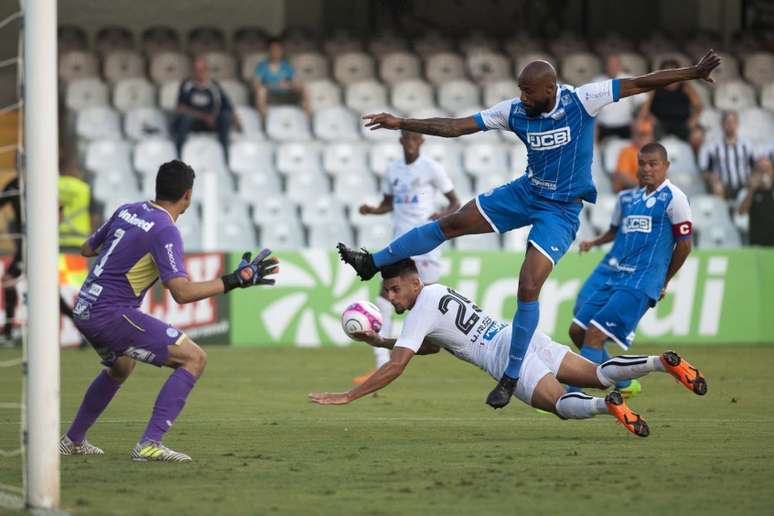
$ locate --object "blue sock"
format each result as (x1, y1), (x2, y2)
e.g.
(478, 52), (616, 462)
(372, 221), (447, 268)
(503, 300), (539, 379)
(581, 345), (630, 389)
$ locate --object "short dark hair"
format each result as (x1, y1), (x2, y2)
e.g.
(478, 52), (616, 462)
(155, 160), (195, 202)
(381, 258), (419, 280)
(639, 142), (668, 161)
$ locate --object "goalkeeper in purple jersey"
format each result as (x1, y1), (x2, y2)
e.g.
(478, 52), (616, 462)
(59, 160), (279, 462)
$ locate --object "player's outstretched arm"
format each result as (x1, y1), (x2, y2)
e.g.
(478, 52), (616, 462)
(618, 49), (721, 99)
(308, 347), (415, 405)
(363, 113), (481, 138)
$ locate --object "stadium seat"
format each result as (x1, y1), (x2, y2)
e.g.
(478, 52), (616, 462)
(181, 135), (228, 173)
(59, 51), (99, 83)
(141, 26), (181, 56)
(355, 220), (393, 250)
(483, 79), (519, 107)
(323, 142), (368, 175)
(515, 52), (555, 76)
(252, 196), (298, 226)
(233, 106), (264, 140)
(259, 219), (305, 250)
(300, 196), (348, 226)
(92, 169), (140, 205)
(617, 52), (648, 76)
(474, 173), (509, 195)
(304, 79), (342, 112)
(313, 106), (360, 142)
(345, 80), (388, 114)
(463, 143), (509, 178)
(85, 139), (133, 174)
(103, 51), (146, 84)
(237, 169), (282, 204)
(333, 172), (379, 205)
(323, 30), (363, 56)
(159, 80), (181, 111)
(714, 80), (756, 112)
(368, 142), (403, 175)
(265, 105), (312, 141)
(359, 107), (402, 142)
(283, 27), (319, 55)
(391, 79), (434, 114)
(369, 31), (410, 57)
(698, 108), (723, 141)
(589, 194), (617, 233)
(113, 78), (156, 113)
(58, 25), (88, 54)
(423, 142), (464, 175)
(379, 52), (421, 85)
(592, 33), (635, 55)
(691, 194), (734, 229)
(668, 170), (704, 197)
(438, 80), (480, 113)
(95, 25), (134, 56)
(76, 106), (122, 141)
(466, 52), (511, 83)
(454, 233), (501, 251)
(188, 26), (227, 55)
(176, 207), (203, 251)
(412, 31), (453, 58)
(276, 142), (322, 175)
(738, 107), (774, 145)
(308, 223), (354, 249)
(233, 27), (268, 57)
(134, 137), (177, 176)
(124, 107), (169, 141)
(509, 140), (529, 176)
(742, 52), (774, 89)
(202, 52), (237, 80)
(290, 52), (330, 83)
(240, 52), (268, 82)
(503, 226), (531, 251)
(660, 136), (698, 174)
(66, 78), (109, 112)
(459, 32), (498, 57)
(285, 171), (331, 204)
(601, 137), (629, 175)
(149, 51), (192, 84)
(709, 52), (740, 83)
(334, 52), (376, 85)
(561, 52), (603, 86)
(217, 199), (256, 250)
(425, 52), (466, 86)
(761, 82), (774, 112)
(219, 78), (249, 107)
(228, 138), (273, 175)
(697, 225), (742, 249)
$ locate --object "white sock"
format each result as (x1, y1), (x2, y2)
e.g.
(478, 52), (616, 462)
(374, 296), (393, 369)
(596, 355), (665, 388)
(555, 392), (609, 419)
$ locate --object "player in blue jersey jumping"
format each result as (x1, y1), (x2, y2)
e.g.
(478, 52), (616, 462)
(569, 142), (706, 396)
(337, 50), (720, 409)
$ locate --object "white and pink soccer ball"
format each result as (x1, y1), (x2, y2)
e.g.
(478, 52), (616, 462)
(341, 301), (383, 338)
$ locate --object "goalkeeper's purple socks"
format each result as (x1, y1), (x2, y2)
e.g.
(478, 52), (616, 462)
(66, 369), (122, 443)
(372, 221), (447, 268)
(141, 368), (197, 443)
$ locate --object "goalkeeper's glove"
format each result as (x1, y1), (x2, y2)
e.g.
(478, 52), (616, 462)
(222, 248), (279, 292)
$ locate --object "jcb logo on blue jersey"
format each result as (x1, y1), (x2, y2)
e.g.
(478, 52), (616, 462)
(527, 127), (572, 150)
(623, 215), (652, 233)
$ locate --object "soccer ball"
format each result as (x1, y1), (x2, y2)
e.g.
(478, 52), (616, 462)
(341, 301), (383, 337)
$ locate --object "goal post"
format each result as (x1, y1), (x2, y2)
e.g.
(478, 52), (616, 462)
(22, 0), (60, 509)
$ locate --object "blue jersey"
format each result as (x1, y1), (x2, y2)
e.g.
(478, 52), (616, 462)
(474, 80), (621, 204)
(602, 187), (638, 269)
(610, 180), (693, 301)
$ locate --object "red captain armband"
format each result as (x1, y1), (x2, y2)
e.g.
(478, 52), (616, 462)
(672, 221), (693, 239)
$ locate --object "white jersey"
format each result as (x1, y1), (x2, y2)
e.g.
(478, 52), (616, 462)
(382, 155), (454, 239)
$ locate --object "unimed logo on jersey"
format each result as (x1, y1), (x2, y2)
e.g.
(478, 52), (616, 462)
(623, 215), (652, 233)
(527, 127), (571, 150)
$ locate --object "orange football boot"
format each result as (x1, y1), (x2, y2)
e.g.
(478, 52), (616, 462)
(605, 391), (650, 437)
(660, 351), (707, 395)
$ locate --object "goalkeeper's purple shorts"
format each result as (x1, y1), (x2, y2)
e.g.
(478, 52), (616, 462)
(74, 307), (186, 367)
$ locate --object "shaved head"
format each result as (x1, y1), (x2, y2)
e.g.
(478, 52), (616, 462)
(517, 60), (558, 117)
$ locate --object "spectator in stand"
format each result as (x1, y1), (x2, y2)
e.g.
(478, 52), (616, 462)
(737, 157), (774, 246)
(688, 124), (706, 162)
(638, 59), (703, 140)
(612, 120), (654, 192)
(593, 54), (642, 141)
(698, 111), (756, 200)
(172, 57), (240, 157)
(253, 38), (309, 118)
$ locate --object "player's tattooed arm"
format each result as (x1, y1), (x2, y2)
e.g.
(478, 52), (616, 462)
(660, 239), (692, 300)
(362, 113), (481, 137)
(350, 331), (438, 355)
(619, 49), (721, 98)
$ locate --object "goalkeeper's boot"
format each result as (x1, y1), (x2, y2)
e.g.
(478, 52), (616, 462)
(131, 441), (192, 463)
(336, 243), (379, 281)
(618, 379), (642, 399)
(486, 375), (518, 409)
(660, 351), (707, 395)
(605, 391), (649, 437)
(59, 435), (104, 455)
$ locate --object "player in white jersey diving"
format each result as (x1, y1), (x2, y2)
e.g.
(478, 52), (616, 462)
(336, 51), (721, 410)
(309, 259), (707, 438)
(353, 130), (460, 384)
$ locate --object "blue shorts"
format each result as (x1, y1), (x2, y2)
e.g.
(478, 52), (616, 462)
(572, 284), (652, 350)
(476, 176), (582, 265)
(573, 261), (616, 316)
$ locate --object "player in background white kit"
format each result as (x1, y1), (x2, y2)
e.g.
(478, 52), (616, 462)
(353, 130), (460, 384)
(310, 259), (707, 438)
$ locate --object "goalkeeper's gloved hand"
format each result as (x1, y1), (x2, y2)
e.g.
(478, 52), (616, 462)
(222, 248), (280, 292)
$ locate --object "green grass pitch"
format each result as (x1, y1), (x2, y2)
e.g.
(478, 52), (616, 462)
(1, 344), (773, 515)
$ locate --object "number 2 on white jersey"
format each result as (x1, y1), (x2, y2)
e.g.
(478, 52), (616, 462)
(93, 228), (125, 277)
